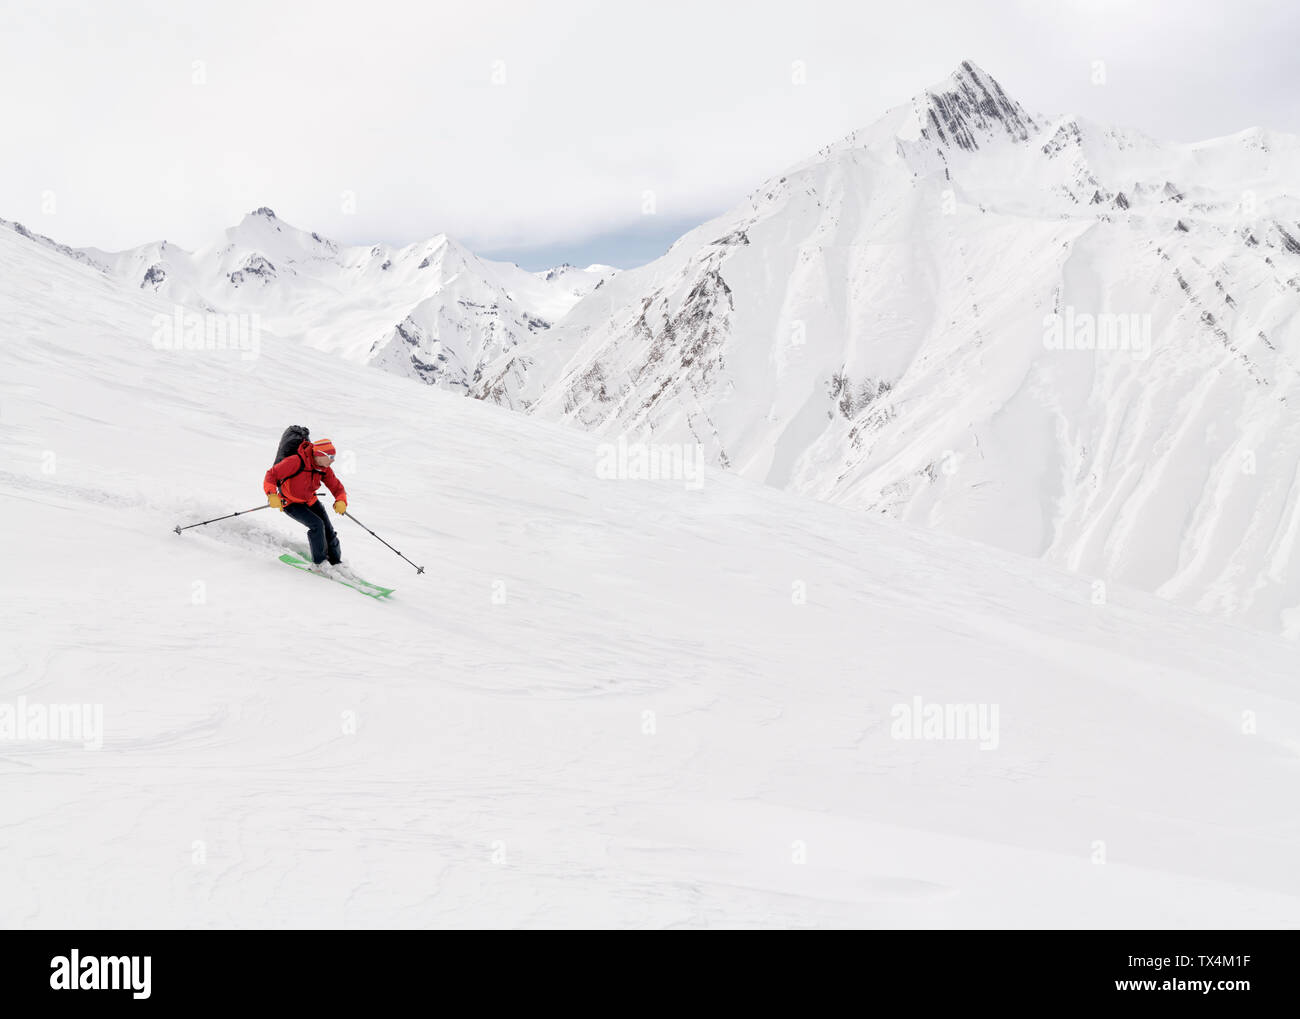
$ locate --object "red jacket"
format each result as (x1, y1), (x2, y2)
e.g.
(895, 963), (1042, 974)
(264, 440), (348, 507)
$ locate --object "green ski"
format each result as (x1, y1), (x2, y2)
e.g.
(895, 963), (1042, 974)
(279, 552), (395, 599)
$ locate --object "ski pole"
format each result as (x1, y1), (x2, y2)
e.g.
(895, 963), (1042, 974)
(343, 511), (425, 574)
(174, 504), (270, 535)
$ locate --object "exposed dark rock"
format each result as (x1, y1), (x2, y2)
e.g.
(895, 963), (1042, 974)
(917, 61), (1037, 152)
(1274, 223), (1300, 255)
(712, 229), (751, 247)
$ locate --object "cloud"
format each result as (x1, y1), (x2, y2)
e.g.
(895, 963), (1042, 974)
(1, 0), (1296, 261)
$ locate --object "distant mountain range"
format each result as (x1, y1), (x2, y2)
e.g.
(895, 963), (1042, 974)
(1, 207), (615, 392)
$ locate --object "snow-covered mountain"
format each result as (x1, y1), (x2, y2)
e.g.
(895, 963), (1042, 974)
(473, 60), (1300, 635)
(535, 261), (619, 291)
(4, 217), (1300, 928)
(49, 208), (616, 391)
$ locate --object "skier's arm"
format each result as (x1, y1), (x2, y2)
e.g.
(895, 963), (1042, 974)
(322, 467), (348, 505)
(263, 454), (300, 493)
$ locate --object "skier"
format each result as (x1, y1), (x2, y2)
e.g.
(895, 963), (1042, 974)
(264, 432), (348, 566)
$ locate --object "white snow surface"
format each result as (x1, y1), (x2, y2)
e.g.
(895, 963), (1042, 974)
(2, 217), (1300, 929)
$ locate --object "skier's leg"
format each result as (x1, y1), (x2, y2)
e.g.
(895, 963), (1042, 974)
(314, 501), (343, 564)
(308, 501), (342, 565)
(286, 502), (328, 564)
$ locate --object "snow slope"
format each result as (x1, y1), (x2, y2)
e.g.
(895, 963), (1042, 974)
(69, 207), (615, 391)
(3, 213), (1300, 928)
(474, 61), (1300, 636)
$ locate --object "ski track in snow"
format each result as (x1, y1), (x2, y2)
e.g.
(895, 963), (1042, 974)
(2, 211), (1300, 928)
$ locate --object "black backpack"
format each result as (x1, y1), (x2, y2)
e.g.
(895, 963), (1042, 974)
(274, 425), (311, 466)
(271, 425), (320, 494)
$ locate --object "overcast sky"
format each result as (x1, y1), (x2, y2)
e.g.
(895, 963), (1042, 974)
(1, 0), (1296, 268)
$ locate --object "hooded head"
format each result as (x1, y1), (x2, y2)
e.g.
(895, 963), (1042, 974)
(301, 438), (336, 470)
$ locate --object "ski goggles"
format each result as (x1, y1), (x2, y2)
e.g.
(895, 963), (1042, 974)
(311, 439), (337, 461)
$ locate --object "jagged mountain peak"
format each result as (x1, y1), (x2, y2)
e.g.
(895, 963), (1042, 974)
(228, 206), (324, 247)
(813, 60), (1038, 166)
(231, 206), (287, 235)
(912, 59), (1037, 150)
(927, 59), (1007, 101)
(538, 263), (575, 282)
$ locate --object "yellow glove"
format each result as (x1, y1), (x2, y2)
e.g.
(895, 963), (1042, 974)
(333, 499), (347, 515)
(268, 492), (285, 510)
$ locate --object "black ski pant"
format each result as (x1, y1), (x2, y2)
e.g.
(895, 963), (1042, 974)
(285, 500), (342, 565)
